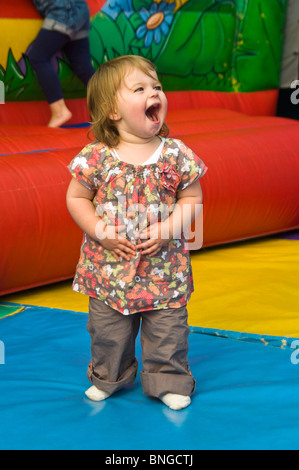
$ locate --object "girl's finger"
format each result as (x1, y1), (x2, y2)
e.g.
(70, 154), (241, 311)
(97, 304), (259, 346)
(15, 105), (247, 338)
(115, 248), (132, 261)
(139, 243), (159, 255)
(136, 239), (152, 250)
(111, 250), (120, 262)
(118, 239), (136, 254)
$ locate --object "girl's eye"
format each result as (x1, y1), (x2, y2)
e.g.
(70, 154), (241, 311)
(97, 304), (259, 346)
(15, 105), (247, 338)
(134, 87), (143, 92)
(154, 85), (162, 91)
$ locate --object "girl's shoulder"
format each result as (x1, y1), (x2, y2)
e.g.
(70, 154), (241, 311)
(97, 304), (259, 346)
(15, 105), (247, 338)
(78, 141), (112, 164)
(164, 137), (183, 148)
(69, 141), (112, 174)
(163, 138), (191, 154)
(80, 140), (108, 155)
(162, 138), (195, 162)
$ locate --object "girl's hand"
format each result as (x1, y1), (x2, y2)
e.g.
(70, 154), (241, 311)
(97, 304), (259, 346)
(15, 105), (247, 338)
(135, 222), (170, 256)
(95, 221), (136, 261)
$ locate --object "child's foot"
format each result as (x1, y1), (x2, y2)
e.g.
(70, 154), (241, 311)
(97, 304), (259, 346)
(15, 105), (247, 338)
(85, 385), (109, 402)
(161, 393), (191, 410)
(48, 99), (72, 128)
(48, 108), (72, 128)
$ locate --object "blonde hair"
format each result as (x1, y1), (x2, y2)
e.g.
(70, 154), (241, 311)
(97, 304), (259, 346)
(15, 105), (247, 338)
(87, 55), (169, 147)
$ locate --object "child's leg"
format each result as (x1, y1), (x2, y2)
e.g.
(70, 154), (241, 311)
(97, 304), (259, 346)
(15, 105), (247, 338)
(86, 298), (140, 401)
(27, 28), (67, 103)
(27, 28), (72, 127)
(63, 37), (95, 86)
(140, 306), (195, 410)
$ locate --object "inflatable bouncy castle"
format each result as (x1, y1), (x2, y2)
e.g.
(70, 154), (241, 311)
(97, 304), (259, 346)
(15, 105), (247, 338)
(1, 0), (299, 295)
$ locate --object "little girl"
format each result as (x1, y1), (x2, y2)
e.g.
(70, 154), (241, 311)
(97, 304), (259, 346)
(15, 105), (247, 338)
(66, 55), (207, 410)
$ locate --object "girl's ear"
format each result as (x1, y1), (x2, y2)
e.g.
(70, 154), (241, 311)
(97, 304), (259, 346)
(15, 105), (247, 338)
(103, 100), (120, 121)
(109, 110), (121, 121)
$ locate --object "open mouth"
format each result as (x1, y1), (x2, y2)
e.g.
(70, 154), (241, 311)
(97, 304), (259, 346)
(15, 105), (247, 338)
(145, 103), (160, 122)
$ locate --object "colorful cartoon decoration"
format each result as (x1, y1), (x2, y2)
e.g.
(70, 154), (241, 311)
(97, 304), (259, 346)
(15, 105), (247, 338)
(1, 0), (288, 101)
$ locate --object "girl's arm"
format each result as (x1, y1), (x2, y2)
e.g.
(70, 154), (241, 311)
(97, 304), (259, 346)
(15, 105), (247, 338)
(66, 178), (99, 239)
(168, 179), (203, 240)
(66, 178), (136, 261)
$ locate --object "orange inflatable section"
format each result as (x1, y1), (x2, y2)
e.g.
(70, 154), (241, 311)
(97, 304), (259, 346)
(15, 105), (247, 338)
(1, 100), (299, 295)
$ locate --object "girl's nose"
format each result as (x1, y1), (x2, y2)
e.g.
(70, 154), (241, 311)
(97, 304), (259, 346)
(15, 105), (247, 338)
(150, 89), (159, 98)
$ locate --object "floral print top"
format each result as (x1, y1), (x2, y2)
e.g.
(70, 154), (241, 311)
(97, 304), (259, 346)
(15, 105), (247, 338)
(68, 137), (207, 315)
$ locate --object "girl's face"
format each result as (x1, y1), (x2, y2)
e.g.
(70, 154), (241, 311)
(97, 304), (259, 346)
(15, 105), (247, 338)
(111, 67), (168, 143)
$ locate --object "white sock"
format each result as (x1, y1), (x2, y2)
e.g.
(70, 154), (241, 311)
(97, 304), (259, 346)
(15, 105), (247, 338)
(85, 385), (110, 402)
(161, 393), (191, 410)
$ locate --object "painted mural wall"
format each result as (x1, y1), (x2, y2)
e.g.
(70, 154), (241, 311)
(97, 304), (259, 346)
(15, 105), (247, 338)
(1, 0), (288, 102)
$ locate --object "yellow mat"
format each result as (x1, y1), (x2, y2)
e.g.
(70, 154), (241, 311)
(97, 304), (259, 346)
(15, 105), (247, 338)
(2, 237), (299, 338)
(188, 237), (299, 338)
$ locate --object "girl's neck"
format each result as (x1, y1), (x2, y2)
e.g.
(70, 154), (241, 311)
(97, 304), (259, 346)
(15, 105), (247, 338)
(114, 135), (162, 165)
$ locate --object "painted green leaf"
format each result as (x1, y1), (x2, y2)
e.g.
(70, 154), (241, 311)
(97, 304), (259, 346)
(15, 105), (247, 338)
(133, 0), (152, 12)
(234, 0), (287, 91)
(156, 12), (202, 77)
(0, 64), (5, 82)
(4, 50), (43, 101)
(116, 12), (136, 51)
(58, 58), (86, 99)
(89, 23), (105, 64)
(91, 12), (126, 60)
(156, 2), (237, 91)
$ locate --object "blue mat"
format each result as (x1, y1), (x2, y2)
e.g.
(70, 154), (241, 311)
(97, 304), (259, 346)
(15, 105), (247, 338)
(0, 304), (299, 450)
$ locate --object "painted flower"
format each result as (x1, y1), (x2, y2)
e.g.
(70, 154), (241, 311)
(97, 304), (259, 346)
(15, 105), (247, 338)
(136, 1), (175, 48)
(102, 0), (133, 20)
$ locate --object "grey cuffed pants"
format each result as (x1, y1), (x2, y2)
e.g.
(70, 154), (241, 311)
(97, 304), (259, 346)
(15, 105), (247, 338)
(87, 298), (196, 398)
